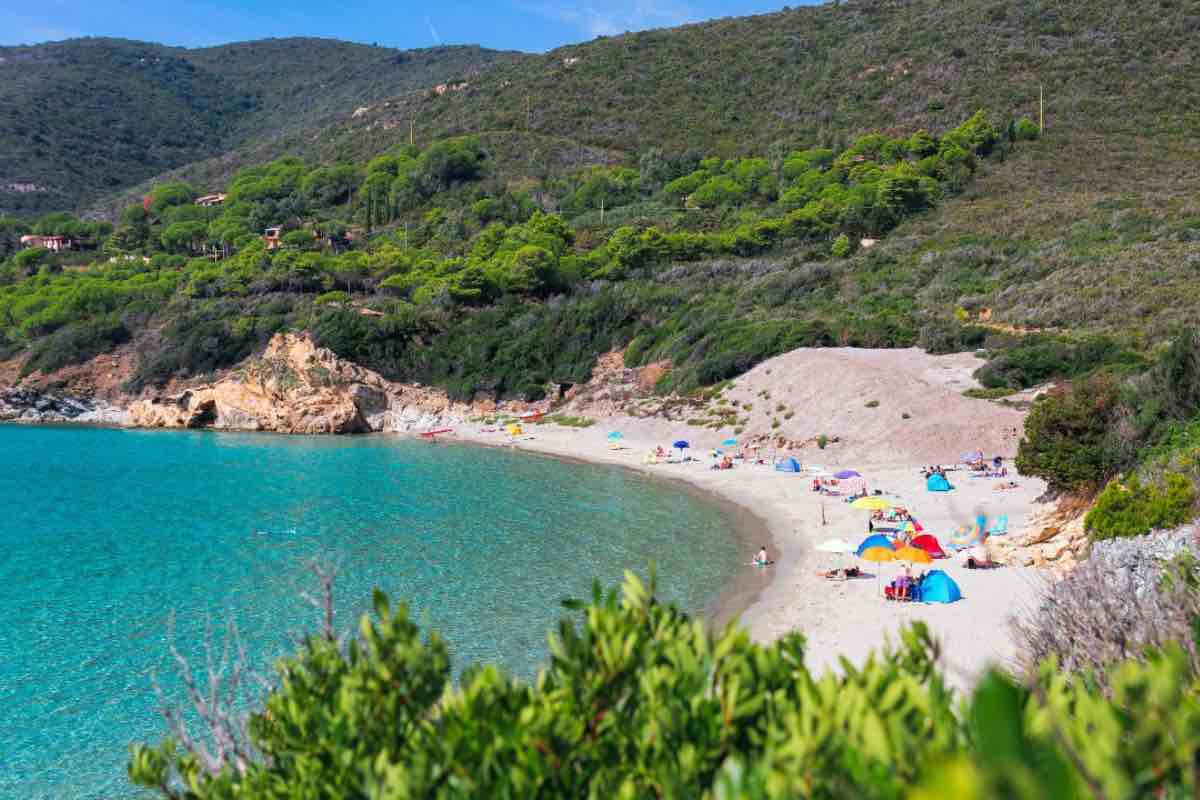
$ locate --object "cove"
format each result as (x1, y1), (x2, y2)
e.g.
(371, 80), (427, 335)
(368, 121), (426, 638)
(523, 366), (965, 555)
(0, 425), (738, 798)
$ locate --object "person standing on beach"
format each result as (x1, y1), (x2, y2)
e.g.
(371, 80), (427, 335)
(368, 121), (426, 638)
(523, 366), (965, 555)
(754, 545), (769, 566)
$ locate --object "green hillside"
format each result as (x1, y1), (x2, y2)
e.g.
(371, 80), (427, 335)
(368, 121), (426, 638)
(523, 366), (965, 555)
(96, 0), (1200, 337)
(0, 37), (522, 215)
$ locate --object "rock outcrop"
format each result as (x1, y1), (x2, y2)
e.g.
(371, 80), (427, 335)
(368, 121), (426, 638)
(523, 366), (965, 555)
(128, 333), (471, 434)
(990, 499), (1090, 574)
(0, 388), (129, 425)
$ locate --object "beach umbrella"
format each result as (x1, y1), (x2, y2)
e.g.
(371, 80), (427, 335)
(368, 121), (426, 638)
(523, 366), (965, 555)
(817, 537), (855, 570)
(860, 545), (898, 596)
(851, 496), (890, 511)
(607, 431), (623, 440)
(860, 547), (897, 563)
(721, 438), (738, 447)
(834, 469), (861, 479)
(894, 545), (934, 564)
(856, 534), (895, 556)
(673, 440), (690, 459)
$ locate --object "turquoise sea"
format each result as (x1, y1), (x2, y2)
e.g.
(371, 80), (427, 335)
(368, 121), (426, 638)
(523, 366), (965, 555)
(0, 425), (740, 798)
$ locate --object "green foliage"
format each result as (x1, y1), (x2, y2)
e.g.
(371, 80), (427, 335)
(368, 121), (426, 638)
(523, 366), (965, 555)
(1016, 374), (1123, 491)
(831, 233), (851, 258)
(976, 334), (1145, 390)
(129, 574), (1200, 799)
(0, 112), (1028, 395)
(1084, 472), (1197, 540)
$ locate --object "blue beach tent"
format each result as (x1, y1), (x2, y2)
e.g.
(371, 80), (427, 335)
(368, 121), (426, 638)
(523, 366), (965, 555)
(775, 457), (802, 473)
(856, 534), (894, 557)
(918, 570), (962, 603)
(926, 473), (953, 492)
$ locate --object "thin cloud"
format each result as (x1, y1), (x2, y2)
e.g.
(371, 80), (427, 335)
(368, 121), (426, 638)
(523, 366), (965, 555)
(425, 15), (442, 44)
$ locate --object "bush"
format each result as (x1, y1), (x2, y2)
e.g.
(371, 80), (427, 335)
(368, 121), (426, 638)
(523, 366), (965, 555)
(130, 573), (1200, 799)
(1084, 473), (1196, 540)
(1016, 373), (1122, 491)
(830, 233), (851, 258)
(1013, 117), (1040, 141)
(1012, 538), (1199, 678)
(20, 316), (130, 376)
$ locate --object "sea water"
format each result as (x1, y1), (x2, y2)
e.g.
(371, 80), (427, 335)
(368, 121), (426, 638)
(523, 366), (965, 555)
(0, 425), (739, 798)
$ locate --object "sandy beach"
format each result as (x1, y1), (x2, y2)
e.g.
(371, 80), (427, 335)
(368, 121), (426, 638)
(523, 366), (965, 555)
(454, 347), (1050, 688)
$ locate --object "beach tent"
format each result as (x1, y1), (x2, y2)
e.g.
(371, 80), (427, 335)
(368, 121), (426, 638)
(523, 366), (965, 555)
(834, 469), (861, 479)
(917, 570), (962, 604)
(926, 473), (953, 492)
(775, 457), (802, 473)
(911, 534), (946, 558)
(856, 534), (895, 556)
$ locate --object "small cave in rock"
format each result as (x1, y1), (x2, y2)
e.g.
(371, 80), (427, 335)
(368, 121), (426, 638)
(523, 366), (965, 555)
(187, 400), (218, 429)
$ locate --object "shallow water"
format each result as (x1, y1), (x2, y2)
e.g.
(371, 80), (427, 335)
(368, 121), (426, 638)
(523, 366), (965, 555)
(0, 425), (738, 798)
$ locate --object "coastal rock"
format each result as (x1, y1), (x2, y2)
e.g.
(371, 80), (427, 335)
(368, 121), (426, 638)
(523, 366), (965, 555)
(989, 500), (1089, 573)
(128, 332), (479, 434)
(0, 387), (129, 425)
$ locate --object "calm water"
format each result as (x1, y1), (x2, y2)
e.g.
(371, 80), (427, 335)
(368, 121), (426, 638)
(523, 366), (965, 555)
(0, 425), (739, 798)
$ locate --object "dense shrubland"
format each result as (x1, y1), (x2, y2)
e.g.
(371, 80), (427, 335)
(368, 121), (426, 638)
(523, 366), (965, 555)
(128, 571), (1200, 799)
(1, 112), (1036, 397)
(1017, 330), (1200, 536)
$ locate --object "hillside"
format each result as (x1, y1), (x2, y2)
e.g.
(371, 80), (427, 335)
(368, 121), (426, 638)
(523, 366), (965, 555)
(0, 37), (522, 215)
(94, 0), (1200, 336)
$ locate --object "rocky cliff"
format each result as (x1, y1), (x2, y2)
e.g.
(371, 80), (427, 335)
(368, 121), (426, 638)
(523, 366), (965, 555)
(127, 333), (484, 434)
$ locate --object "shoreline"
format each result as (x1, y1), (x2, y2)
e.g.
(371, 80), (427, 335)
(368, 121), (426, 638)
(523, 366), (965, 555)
(434, 430), (781, 631)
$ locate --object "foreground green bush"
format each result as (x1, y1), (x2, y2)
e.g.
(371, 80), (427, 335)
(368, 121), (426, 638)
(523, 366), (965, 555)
(1084, 472), (1196, 540)
(129, 572), (1200, 799)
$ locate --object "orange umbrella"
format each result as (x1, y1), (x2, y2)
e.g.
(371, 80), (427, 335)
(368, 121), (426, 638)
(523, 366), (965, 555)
(894, 546), (933, 564)
(860, 546), (897, 563)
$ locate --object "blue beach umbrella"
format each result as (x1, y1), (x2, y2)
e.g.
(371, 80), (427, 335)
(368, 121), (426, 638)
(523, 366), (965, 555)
(673, 440), (690, 458)
(721, 438), (738, 447)
(856, 534), (895, 557)
(607, 431), (623, 440)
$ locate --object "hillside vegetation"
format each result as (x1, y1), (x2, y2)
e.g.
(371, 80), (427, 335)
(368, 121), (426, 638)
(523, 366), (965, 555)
(0, 38), (520, 215)
(0, 112), (1034, 399)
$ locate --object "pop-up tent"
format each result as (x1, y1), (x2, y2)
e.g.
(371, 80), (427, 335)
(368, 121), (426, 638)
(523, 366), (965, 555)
(856, 534), (894, 556)
(927, 473), (953, 492)
(917, 570), (962, 603)
(775, 457), (802, 473)
(910, 534), (946, 558)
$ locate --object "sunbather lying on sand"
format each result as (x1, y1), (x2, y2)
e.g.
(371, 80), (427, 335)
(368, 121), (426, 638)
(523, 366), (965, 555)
(816, 566), (861, 580)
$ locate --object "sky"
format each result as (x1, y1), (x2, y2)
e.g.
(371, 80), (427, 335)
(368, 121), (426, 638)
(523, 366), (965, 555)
(0, 1), (812, 52)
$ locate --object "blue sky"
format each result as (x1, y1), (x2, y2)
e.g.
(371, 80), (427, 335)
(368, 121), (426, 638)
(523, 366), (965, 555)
(1, 1), (811, 51)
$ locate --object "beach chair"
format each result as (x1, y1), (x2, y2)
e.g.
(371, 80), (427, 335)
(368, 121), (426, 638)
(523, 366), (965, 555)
(986, 514), (1009, 536)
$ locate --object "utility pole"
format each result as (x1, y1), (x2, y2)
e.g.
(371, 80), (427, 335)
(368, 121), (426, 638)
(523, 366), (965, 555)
(1038, 84), (1044, 133)
(599, 198), (605, 226)
(409, 119), (415, 147)
(525, 95), (532, 131)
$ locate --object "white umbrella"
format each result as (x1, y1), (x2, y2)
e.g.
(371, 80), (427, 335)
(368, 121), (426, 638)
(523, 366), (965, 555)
(816, 538), (855, 553)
